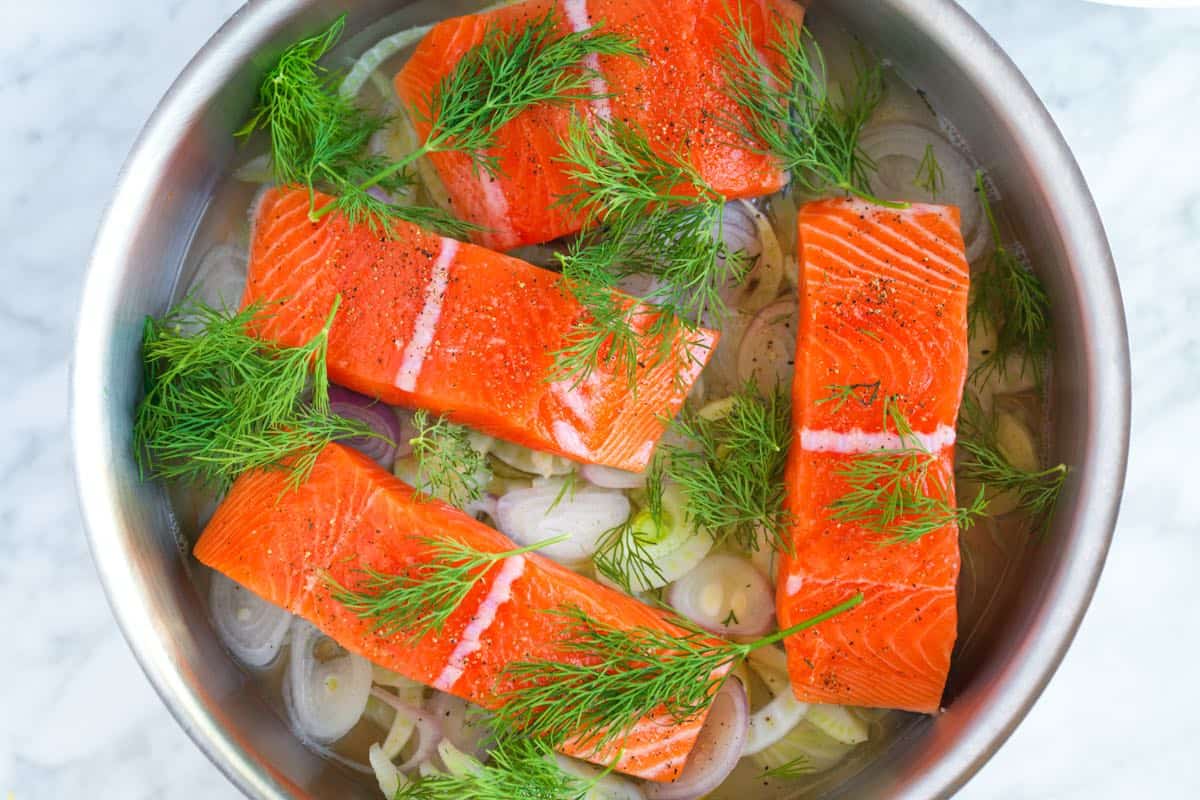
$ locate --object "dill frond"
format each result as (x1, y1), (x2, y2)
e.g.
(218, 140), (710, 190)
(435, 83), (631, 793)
(409, 410), (490, 508)
(132, 297), (374, 490)
(719, 9), (891, 203)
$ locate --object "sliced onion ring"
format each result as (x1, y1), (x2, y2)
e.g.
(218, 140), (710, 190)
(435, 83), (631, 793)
(285, 620), (372, 744)
(494, 479), (630, 565)
(209, 572), (291, 669)
(644, 678), (749, 800)
(428, 692), (489, 759)
(737, 298), (798, 394)
(328, 385), (406, 468)
(665, 554), (774, 636)
(857, 121), (987, 262)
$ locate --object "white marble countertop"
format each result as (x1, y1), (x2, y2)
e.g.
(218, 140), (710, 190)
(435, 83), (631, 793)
(2, 0), (1196, 797)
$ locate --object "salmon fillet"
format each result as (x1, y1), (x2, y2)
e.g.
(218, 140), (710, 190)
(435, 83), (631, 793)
(195, 442), (722, 780)
(393, 0), (802, 250)
(242, 187), (715, 472)
(776, 199), (969, 713)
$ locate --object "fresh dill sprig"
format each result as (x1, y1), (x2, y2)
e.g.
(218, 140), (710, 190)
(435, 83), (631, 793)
(592, 516), (667, 596)
(816, 381), (881, 413)
(235, 16), (474, 238)
(494, 594), (863, 752)
(409, 410), (490, 508)
(914, 144), (945, 198)
(762, 755), (817, 779)
(719, 9), (891, 204)
(650, 383), (794, 553)
(393, 733), (591, 800)
(549, 116), (745, 389)
(365, 10), (641, 187)
(327, 535), (566, 643)
(132, 296), (374, 490)
(830, 395), (986, 544)
(968, 171), (1053, 386)
(957, 394), (1067, 533)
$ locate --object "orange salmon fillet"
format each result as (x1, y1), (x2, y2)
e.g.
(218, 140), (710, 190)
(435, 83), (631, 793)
(393, 0), (802, 250)
(242, 186), (715, 473)
(776, 199), (970, 713)
(195, 442), (724, 781)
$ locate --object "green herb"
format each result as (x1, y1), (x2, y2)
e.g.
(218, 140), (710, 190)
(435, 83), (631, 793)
(409, 410), (490, 508)
(762, 755), (817, 779)
(914, 143), (945, 198)
(494, 594), (863, 752)
(719, 9), (893, 204)
(830, 395), (986, 543)
(721, 608), (740, 627)
(968, 171), (1052, 386)
(592, 514), (667, 596)
(957, 394), (1067, 533)
(549, 116), (745, 390)
(393, 736), (591, 800)
(816, 381), (881, 413)
(235, 16), (474, 238)
(364, 10), (641, 186)
(651, 383), (794, 553)
(327, 535), (566, 643)
(133, 297), (373, 490)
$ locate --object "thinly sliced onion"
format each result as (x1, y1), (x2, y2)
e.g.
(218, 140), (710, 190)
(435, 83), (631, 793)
(580, 463), (646, 490)
(187, 244), (247, 310)
(743, 646), (810, 756)
(702, 309), (752, 401)
(428, 692), (490, 759)
(369, 743), (407, 797)
(328, 385), (404, 468)
(644, 679), (749, 800)
(752, 718), (857, 775)
(494, 479), (630, 564)
(371, 687), (443, 773)
(737, 298), (797, 394)
(766, 193), (800, 286)
(490, 440), (576, 478)
(666, 554), (774, 636)
(857, 121), (986, 262)
(717, 202), (783, 314)
(436, 738), (483, 777)
(338, 24), (434, 99)
(804, 704), (869, 745)
(209, 572), (291, 669)
(285, 620), (372, 744)
(556, 755), (646, 800)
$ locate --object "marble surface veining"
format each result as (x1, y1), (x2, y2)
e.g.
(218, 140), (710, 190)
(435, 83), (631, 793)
(1, 0), (1196, 797)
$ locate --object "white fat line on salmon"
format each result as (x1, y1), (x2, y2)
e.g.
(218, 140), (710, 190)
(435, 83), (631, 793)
(395, 239), (459, 392)
(478, 170), (517, 245)
(799, 424), (957, 454)
(549, 373), (600, 427)
(432, 554), (527, 692)
(552, 419), (594, 459)
(562, 0), (613, 121)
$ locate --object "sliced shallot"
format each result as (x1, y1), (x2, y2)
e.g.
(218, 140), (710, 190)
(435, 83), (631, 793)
(644, 679), (749, 800)
(494, 479), (630, 565)
(285, 620), (372, 744)
(737, 298), (798, 394)
(371, 686), (443, 773)
(209, 572), (292, 669)
(328, 385), (405, 468)
(666, 554), (774, 636)
(580, 463), (646, 490)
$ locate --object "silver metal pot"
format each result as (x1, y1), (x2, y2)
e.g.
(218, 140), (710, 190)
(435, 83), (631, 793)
(70, 0), (1130, 797)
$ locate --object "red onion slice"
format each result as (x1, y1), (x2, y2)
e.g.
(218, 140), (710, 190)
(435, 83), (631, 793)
(328, 385), (406, 468)
(737, 298), (797, 394)
(665, 554), (775, 637)
(370, 687), (443, 773)
(644, 678), (749, 800)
